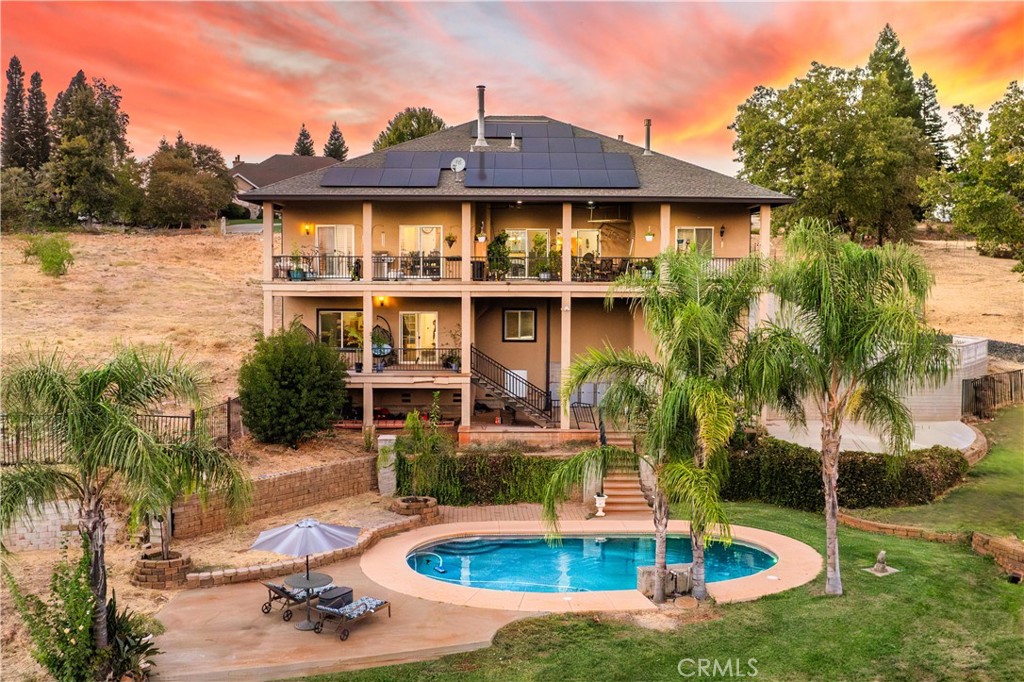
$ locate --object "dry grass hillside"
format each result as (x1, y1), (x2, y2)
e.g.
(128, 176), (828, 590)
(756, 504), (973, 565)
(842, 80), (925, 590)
(1, 230), (263, 398)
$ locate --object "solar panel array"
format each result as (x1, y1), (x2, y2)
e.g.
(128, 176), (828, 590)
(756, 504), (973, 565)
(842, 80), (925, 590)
(320, 121), (640, 189)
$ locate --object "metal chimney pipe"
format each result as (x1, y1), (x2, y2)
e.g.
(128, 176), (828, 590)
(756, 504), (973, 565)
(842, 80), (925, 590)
(474, 85), (488, 148)
(643, 119), (653, 156)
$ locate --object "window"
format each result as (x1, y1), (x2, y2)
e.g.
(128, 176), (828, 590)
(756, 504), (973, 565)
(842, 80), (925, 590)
(503, 309), (536, 342)
(675, 226), (714, 254)
(318, 310), (363, 348)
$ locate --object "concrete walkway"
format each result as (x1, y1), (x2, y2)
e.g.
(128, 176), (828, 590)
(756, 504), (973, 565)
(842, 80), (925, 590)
(766, 419), (977, 452)
(154, 554), (531, 681)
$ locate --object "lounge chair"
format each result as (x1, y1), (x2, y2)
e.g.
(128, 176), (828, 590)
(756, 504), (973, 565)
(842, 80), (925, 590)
(313, 596), (391, 640)
(260, 581), (335, 622)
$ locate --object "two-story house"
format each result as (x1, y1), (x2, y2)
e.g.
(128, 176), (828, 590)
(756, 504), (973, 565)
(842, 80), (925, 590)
(243, 87), (792, 444)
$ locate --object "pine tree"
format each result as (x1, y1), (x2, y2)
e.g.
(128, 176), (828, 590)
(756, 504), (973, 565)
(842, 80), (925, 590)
(2, 55), (29, 168)
(916, 73), (951, 170)
(25, 71), (50, 171)
(293, 123), (315, 156)
(323, 121), (348, 161)
(50, 70), (88, 135)
(867, 24), (922, 126)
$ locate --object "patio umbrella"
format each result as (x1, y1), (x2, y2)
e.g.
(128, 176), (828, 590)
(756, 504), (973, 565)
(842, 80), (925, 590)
(250, 518), (361, 579)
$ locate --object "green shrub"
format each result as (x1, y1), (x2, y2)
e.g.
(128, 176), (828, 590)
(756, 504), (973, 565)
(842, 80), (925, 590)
(394, 449), (563, 505)
(21, 234), (74, 276)
(238, 319), (347, 447)
(722, 437), (968, 511)
(106, 591), (162, 681)
(4, 541), (100, 682)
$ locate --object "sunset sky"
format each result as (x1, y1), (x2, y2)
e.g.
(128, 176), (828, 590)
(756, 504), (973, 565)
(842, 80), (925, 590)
(2, 1), (1021, 175)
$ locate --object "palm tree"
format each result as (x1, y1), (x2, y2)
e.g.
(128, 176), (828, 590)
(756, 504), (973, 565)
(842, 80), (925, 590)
(0, 346), (251, 653)
(744, 218), (953, 596)
(542, 250), (763, 602)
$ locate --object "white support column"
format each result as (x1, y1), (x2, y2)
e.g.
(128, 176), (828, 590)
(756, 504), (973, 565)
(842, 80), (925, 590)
(461, 384), (472, 428)
(362, 292), (373, 373)
(461, 202), (472, 282)
(262, 201), (274, 281)
(659, 203), (671, 252)
(362, 201), (373, 279)
(460, 293), (471, 372)
(362, 384), (374, 429)
(759, 204), (772, 257)
(262, 291), (274, 335)
(561, 202), (573, 282)
(560, 292), (572, 430)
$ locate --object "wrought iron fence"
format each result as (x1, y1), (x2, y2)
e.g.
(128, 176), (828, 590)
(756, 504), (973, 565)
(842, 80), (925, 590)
(272, 255), (363, 281)
(963, 369), (1024, 418)
(470, 256), (562, 282)
(371, 254), (461, 280)
(1, 398), (245, 465)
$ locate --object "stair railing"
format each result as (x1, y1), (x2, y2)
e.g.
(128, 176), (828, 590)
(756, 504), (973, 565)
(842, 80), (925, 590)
(470, 346), (553, 419)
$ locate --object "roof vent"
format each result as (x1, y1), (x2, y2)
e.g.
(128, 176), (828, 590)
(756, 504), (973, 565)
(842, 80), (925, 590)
(473, 85), (488, 149)
(643, 119), (653, 156)
(617, 135), (624, 141)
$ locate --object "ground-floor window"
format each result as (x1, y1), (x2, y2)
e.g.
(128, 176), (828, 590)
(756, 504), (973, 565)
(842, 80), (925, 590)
(318, 310), (363, 348)
(503, 309), (537, 342)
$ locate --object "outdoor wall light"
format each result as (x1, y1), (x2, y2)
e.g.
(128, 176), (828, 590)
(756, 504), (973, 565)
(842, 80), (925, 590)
(303, 224), (312, 236)
(375, 296), (387, 307)
(719, 225), (726, 238)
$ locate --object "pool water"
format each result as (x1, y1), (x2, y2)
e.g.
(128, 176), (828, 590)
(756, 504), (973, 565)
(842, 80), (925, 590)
(406, 535), (777, 593)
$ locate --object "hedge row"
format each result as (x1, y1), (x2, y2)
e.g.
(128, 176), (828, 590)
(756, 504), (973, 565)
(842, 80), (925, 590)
(721, 437), (969, 511)
(395, 452), (564, 505)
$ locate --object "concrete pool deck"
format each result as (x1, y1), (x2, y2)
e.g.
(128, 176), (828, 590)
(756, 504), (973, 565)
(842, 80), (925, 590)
(362, 518), (822, 610)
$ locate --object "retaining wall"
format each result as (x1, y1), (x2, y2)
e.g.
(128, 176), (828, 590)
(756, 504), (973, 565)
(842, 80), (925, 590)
(171, 455), (377, 539)
(972, 533), (1024, 577)
(836, 512), (970, 544)
(2, 501), (124, 552)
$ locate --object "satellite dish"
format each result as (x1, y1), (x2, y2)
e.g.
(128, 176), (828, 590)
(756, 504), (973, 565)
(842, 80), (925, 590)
(450, 157), (466, 173)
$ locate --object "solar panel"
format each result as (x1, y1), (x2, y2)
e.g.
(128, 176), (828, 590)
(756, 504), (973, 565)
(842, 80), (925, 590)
(320, 167), (356, 186)
(549, 153), (578, 170)
(521, 153), (551, 169)
(350, 168), (384, 186)
(380, 168), (413, 187)
(550, 169), (582, 187)
(464, 168), (494, 187)
(385, 151), (415, 168)
(522, 169), (553, 187)
(466, 152), (495, 169)
(604, 153), (634, 170)
(438, 152), (461, 167)
(494, 153), (524, 170)
(493, 169), (524, 187)
(547, 123), (573, 137)
(607, 169), (640, 187)
(576, 153), (607, 170)
(574, 138), (602, 153)
(547, 137), (575, 153)
(520, 123), (548, 138)
(579, 170), (611, 188)
(410, 152), (441, 168)
(496, 123), (524, 138)
(522, 137), (548, 153)
(408, 168), (441, 186)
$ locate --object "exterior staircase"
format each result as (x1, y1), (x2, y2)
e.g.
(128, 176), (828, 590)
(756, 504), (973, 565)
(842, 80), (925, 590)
(470, 346), (556, 428)
(601, 468), (653, 515)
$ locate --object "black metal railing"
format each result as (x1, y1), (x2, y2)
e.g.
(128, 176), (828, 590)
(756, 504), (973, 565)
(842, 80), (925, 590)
(335, 348), (362, 373)
(571, 256), (655, 282)
(373, 347), (462, 372)
(1, 414), (67, 465)
(963, 369), (1023, 418)
(471, 256), (562, 282)
(273, 255), (363, 281)
(371, 254), (461, 281)
(470, 346), (552, 419)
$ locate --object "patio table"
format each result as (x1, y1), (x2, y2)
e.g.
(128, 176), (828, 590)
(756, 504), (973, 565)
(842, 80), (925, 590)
(284, 572), (333, 631)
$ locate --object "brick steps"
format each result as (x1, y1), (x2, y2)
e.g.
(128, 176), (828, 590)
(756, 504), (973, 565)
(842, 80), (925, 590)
(601, 468), (651, 515)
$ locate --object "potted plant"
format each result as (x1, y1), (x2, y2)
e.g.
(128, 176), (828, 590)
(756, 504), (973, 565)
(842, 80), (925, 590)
(441, 325), (462, 371)
(487, 231), (512, 280)
(445, 232), (457, 248)
(475, 227), (487, 242)
(288, 245), (305, 281)
(644, 227), (655, 242)
(537, 259), (552, 281)
(594, 491), (607, 517)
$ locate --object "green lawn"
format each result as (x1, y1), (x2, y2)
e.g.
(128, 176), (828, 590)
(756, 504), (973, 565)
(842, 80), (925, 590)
(292, 502), (1024, 682)
(855, 405), (1024, 537)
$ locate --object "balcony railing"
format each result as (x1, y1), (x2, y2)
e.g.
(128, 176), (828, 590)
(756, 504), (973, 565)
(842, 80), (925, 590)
(571, 256), (656, 282)
(471, 256), (562, 282)
(273, 255), (362, 281)
(371, 254), (461, 281)
(372, 347), (462, 372)
(336, 348), (362, 373)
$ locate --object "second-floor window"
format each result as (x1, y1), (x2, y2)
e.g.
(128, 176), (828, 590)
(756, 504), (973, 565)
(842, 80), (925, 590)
(675, 226), (714, 254)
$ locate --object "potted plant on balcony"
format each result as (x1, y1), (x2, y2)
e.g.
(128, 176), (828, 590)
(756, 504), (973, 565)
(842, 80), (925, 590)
(289, 245), (305, 281)
(644, 227), (655, 243)
(445, 231), (457, 248)
(441, 326), (462, 371)
(537, 258), (552, 281)
(487, 231), (512, 281)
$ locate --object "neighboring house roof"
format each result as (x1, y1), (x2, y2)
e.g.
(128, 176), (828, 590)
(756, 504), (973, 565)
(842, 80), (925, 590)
(232, 154), (338, 189)
(242, 116), (793, 205)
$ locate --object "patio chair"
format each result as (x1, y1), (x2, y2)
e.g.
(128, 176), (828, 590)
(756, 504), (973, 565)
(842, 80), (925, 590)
(260, 581), (335, 622)
(313, 596), (391, 641)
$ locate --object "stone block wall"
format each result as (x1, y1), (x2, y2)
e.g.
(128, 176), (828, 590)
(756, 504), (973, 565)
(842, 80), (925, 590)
(171, 455), (377, 539)
(3, 501), (123, 551)
(972, 533), (1024, 577)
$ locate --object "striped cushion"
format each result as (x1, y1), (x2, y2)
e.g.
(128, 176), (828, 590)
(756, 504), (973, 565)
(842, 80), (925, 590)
(317, 596), (386, 619)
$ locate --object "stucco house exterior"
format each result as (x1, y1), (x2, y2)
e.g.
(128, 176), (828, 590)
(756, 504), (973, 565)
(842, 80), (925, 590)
(242, 87), (793, 443)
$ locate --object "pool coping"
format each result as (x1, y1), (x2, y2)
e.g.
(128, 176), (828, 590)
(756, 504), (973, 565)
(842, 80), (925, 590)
(360, 519), (822, 612)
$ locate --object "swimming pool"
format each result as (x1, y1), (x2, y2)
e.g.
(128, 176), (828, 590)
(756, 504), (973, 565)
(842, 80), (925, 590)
(406, 535), (778, 593)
